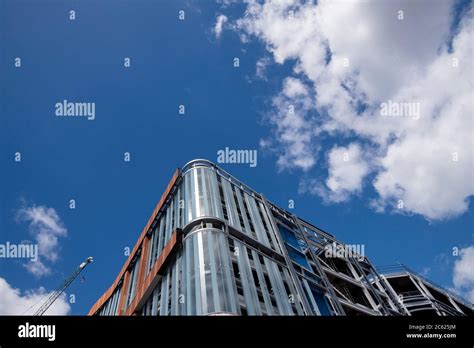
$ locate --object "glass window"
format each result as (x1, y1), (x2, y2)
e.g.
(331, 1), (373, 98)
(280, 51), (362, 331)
(278, 224), (301, 251)
(310, 285), (331, 316)
(126, 254), (141, 307)
(97, 284), (121, 316)
(287, 245), (312, 271)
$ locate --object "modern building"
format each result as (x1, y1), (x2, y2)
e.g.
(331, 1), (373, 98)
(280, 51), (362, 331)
(89, 159), (472, 316)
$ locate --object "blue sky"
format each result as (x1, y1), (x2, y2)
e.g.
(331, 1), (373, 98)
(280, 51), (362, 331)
(0, 0), (473, 315)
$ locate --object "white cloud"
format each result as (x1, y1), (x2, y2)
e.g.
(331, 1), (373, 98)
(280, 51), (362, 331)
(262, 77), (316, 171)
(465, 289), (474, 303)
(371, 20), (474, 219)
(213, 14), (228, 39)
(256, 57), (271, 79)
(0, 277), (70, 315)
(236, 0), (325, 75)
(23, 260), (52, 278)
(217, 0), (238, 7)
(233, 0), (474, 220)
(452, 246), (474, 303)
(323, 143), (370, 202)
(17, 205), (67, 276)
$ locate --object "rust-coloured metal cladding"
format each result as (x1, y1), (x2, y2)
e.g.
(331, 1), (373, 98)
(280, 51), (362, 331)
(125, 230), (180, 315)
(88, 168), (181, 315)
(116, 269), (131, 315)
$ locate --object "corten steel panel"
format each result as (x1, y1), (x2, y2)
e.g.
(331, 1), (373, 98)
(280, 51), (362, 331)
(133, 229), (151, 308)
(117, 269), (131, 315)
(125, 231), (180, 315)
(88, 168), (181, 315)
